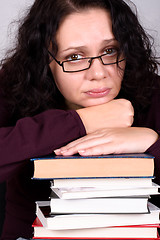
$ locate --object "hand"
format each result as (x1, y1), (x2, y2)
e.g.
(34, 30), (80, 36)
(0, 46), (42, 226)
(76, 99), (134, 134)
(54, 127), (159, 156)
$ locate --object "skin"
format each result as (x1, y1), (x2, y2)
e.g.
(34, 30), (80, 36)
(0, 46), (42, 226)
(50, 8), (125, 109)
(54, 127), (158, 156)
(50, 8), (134, 132)
(49, 8), (159, 156)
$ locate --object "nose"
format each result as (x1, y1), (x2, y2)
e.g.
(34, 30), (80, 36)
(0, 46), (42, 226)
(85, 57), (107, 81)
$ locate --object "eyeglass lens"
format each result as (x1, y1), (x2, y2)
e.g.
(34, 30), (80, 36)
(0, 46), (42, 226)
(63, 54), (123, 72)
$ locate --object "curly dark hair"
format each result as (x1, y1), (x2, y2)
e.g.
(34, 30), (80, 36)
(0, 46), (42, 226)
(1, 0), (159, 119)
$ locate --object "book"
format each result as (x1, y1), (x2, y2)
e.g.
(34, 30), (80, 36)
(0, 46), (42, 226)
(33, 217), (159, 239)
(52, 176), (154, 188)
(36, 201), (160, 230)
(31, 153), (154, 179)
(50, 182), (160, 199)
(50, 197), (149, 214)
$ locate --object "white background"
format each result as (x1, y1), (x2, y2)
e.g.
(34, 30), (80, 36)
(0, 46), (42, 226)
(0, 0), (160, 64)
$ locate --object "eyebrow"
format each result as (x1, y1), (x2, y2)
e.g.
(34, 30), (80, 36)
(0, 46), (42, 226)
(60, 38), (117, 53)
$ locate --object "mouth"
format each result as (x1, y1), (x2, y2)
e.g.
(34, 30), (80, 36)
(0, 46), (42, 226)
(85, 88), (111, 98)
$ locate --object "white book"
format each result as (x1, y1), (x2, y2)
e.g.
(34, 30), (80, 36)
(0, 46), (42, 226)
(50, 197), (149, 214)
(33, 222), (159, 239)
(52, 177), (154, 188)
(51, 182), (159, 199)
(36, 201), (160, 230)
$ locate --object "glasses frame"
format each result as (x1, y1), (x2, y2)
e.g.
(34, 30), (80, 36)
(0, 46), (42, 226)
(48, 50), (125, 73)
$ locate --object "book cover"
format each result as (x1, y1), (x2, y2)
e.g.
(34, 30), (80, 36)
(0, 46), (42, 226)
(33, 216), (159, 239)
(31, 153), (154, 179)
(36, 201), (160, 230)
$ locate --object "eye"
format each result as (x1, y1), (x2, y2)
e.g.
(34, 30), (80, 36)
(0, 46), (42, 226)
(104, 48), (117, 56)
(67, 54), (83, 61)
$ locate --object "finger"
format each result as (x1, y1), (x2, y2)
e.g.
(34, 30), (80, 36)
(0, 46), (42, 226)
(60, 136), (112, 156)
(54, 134), (97, 154)
(78, 143), (117, 156)
(54, 130), (107, 155)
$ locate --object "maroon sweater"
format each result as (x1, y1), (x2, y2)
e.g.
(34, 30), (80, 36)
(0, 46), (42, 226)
(0, 76), (160, 239)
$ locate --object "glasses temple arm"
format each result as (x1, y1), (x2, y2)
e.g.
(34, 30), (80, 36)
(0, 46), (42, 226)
(48, 50), (61, 65)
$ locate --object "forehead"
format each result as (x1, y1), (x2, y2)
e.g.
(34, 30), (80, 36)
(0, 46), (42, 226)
(55, 8), (114, 52)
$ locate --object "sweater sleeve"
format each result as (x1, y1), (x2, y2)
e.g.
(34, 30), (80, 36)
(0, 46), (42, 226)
(146, 133), (160, 183)
(144, 85), (160, 184)
(0, 109), (86, 182)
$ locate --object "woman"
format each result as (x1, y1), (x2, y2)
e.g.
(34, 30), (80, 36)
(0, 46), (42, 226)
(0, 0), (159, 239)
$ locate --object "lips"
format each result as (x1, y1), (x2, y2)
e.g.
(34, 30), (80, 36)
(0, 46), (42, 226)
(85, 88), (111, 98)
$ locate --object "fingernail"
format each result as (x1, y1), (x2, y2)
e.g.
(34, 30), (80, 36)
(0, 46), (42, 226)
(78, 150), (86, 155)
(54, 149), (61, 155)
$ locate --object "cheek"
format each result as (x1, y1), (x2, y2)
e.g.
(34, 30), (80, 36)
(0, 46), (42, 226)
(54, 72), (81, 100)
(55, 76), (70, 96)
(115, 65), (125, 87)
(116, 77), (123, 93)
(50, 64), (70, 95)
(52, 65), (84, 97)
(110, 68), (124, 95)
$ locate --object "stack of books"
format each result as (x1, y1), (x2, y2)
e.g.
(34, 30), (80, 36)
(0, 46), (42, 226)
(31, 153), (160, 239)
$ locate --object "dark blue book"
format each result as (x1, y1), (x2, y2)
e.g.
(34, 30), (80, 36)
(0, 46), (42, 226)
(31, 153), (154, 180)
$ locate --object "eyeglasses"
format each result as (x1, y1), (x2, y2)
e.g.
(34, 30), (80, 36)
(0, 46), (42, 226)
(48, 50), (125, 73)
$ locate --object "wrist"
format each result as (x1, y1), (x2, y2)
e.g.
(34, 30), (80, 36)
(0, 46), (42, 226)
(76, 108), (93, 134)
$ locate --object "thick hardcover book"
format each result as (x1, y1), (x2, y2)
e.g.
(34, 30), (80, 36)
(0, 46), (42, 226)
(36, 201), (160, 230)
(32, 217), (159, 239)
(50, 197), (149, 214)
(31, 153), (154, 179)
(51, 182), (160, 199)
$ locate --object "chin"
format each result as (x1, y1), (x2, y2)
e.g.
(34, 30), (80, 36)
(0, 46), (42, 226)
(84, 99), (112, 107)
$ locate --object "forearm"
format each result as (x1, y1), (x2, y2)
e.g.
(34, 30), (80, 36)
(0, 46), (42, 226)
(0, 109), (86, 182)
(76, 99), (134, 133)
(54, 127), (159, 156)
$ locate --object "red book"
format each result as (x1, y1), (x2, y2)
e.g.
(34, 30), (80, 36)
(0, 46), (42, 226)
(32, 217), (160, 239)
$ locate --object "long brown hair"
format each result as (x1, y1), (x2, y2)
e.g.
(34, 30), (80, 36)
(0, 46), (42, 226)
(1, 0), (159, 119)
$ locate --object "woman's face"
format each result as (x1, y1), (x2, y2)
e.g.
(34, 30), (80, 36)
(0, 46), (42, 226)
(50, 8), (125, 110)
